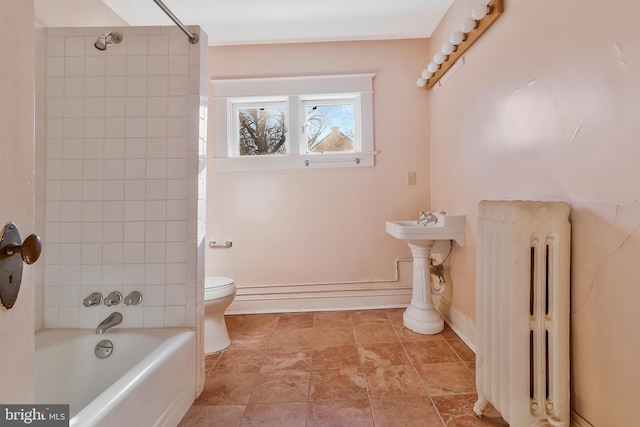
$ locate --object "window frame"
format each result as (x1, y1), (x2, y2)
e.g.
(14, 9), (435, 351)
(212, 74), (375, 171)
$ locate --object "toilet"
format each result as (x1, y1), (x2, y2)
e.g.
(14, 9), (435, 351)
(204, 276), (236, 353)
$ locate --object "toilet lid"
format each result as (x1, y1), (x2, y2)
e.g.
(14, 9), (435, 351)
(204, 276), (236, 300)
(205, 276), (234, 288)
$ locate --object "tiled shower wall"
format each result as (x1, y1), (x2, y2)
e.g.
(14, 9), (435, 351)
(38, 26), (207, 342)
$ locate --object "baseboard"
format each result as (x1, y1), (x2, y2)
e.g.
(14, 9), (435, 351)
(225, 283), (412, 314)
(432, 294), (477, 352)
(571, 410), (593, 427)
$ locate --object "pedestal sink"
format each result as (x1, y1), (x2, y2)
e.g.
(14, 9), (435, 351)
(385, 214), (465, 334)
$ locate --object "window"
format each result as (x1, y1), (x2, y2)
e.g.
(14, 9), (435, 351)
(212, 74), (375, 171)
(232, 98), (288, 156)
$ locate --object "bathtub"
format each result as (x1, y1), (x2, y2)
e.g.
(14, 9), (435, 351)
(35, 328), (196, 427)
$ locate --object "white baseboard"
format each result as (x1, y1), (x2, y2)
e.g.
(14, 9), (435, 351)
(432, 294), (477, 352)
(571, 411), (593, 427)
(226, 280), (413, 314)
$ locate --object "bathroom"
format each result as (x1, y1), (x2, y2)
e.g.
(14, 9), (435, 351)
(2, 0), (640, 426)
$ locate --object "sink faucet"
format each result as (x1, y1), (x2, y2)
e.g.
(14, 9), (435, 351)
(96, 312), (123, 334)
(418, 211), (439, 226)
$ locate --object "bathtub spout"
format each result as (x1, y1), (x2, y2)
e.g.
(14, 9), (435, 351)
(96, 312), (123, 334)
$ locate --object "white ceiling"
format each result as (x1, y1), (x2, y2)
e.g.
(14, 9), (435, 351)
(99, 0), (454, 46)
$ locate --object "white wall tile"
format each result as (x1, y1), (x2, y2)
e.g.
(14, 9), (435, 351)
(145, 201), (166, 221)
(126, 97), (147, 117)
(104, 139), (125, 158)
(85, 77), (106, 98)
(65, 56), (84, 76)
(166, 263), (187, 284)
(125, 139), (146, 158)
(61, 180), (82, 200)
(103, 242), (124, 264)
(126, 76), (148, 97)
(123, 264), (145, 286)
(103, 264), (124, 286)
(124, 179), (145, 200)
(124, 221), (145, 242)
(147, 76), (169, 96)
(143, 285), (165, 306)
(82, 222), (103, 242)
(166, 180), (188, 200)
(127, 56), (148, 76)
(65, 37), (86, 56)
(147, 97), (168, 117)
(125, 159), (146, 179)
(102, 222), (124, 242)
(126, 35), (148, 55)
(145, 242), (166, 263)
(80, 264), (102, 286)
(145, 221), (166, 242)
(83, 160), (104, 180)
(124, 201), (145, 221)
(105, 76), (126, 97)
(102, 201), (124, 221)
(85, 56), (106, 76)
(106, 56), (127, 76)
(59, 244), (82, 264)
(146, 180), (167, 200)
(164, 306), (186, 327)
(144, 264), (165, 285)
(148, 36), (169, 55)
(143, 306), (165, 327)
(64, 77), (84, 97)
(146, 159), (167, 179)
(83, 181), (104, 201)
(47, 57), (65, 76)
(123, 242), (145, 263)
(103, 180), (124, 200)
(47, 37), (65, 56)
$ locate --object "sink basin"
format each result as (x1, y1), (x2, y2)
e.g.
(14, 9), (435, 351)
(385, 214), (465, 246)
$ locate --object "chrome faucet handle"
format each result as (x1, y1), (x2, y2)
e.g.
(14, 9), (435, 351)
(418, 211), (438, 225)
(103, 291), (123, 306)
(83, 292), (103, 307)
(124, 291), (143, 306)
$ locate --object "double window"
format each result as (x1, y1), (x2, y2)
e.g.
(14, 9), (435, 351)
(212, 74), (375, 171)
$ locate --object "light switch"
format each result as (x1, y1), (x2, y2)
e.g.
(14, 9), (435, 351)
(407, 171), (416, 185)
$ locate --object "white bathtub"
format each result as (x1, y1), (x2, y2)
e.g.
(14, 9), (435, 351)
(35, 328), (196, 427)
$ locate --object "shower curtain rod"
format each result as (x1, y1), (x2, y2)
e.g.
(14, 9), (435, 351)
(152, 0), (199, 44)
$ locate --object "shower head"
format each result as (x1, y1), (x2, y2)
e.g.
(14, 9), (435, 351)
(94, 32), (123, 51)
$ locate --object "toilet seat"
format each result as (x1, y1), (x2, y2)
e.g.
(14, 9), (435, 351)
(204, 276), (236, 301)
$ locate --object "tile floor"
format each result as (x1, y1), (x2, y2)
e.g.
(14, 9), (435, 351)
(178, 308), (508, 426)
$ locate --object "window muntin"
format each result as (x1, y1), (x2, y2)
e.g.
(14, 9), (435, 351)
(231, 99), (288, 156)
(303, 96), (358, 154)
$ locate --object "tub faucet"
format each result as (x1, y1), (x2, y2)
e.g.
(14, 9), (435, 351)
(418, 211), (439, 226)
(96, 312), (123, 334)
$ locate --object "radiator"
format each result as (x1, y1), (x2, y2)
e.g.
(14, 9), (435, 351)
(474, 200), (571, 426)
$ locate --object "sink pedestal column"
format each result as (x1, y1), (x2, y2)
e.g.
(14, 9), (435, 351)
(403, 242), (444, 334)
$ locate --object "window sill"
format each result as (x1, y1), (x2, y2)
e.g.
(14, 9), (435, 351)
(213, 151), (377, 172)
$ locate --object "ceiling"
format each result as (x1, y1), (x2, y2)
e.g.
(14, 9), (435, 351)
(37, 0), (454, 46)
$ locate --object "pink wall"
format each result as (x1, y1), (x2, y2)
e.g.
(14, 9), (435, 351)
(429, 0), (640, 425)
(0, 0), (35, 402)
(207, 40), (430, 293)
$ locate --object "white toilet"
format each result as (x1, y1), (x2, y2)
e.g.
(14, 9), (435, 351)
(204, 276), (236, 353)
